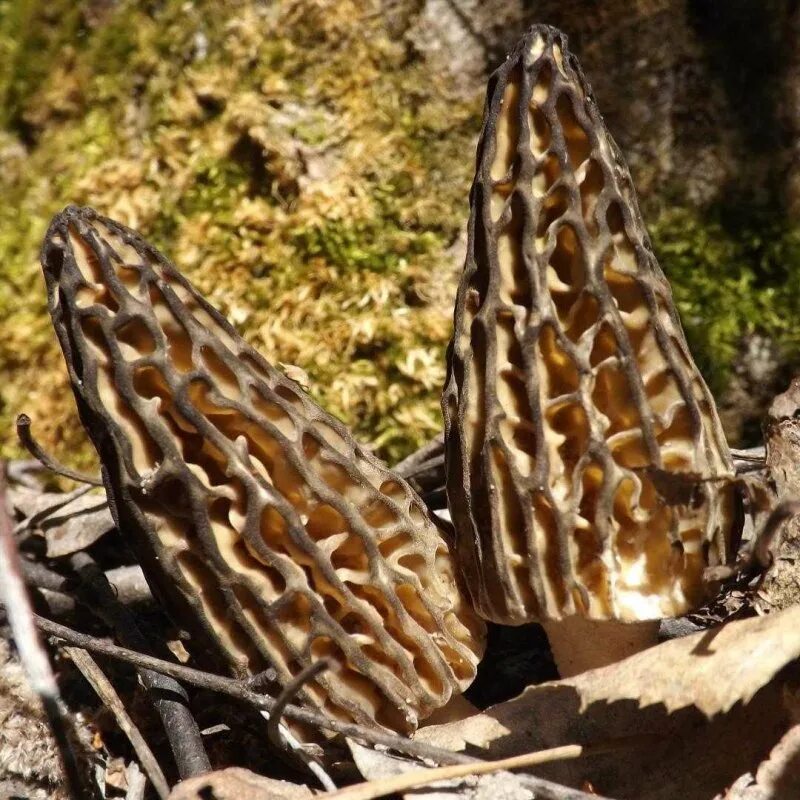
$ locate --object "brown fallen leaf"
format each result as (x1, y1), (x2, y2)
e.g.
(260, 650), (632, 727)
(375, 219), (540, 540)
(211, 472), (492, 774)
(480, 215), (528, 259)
(751, 721), (800, 798)
(8, 486), (114, 557)
(8, 486), (95, 523)
(42, 503), (114, 558)
(716, 775), (765, 800)
(167, 767), (315, 800)
(411, 608), (800, 800)
(713, 718), (800, 800)
(573, 608), (800, 717)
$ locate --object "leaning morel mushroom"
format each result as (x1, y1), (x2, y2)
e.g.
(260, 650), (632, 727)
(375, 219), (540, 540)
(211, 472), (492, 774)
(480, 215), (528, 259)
(442, 26), (739, 675)
(42, 206), (485, 733)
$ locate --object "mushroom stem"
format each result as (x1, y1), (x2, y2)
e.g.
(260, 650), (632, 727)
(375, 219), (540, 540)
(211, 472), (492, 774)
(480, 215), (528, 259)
(542, 617), (660, 678)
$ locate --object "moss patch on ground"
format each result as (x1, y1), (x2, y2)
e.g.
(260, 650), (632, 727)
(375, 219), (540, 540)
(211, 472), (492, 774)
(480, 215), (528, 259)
(650, 203), (800, 399)
(0, 0), (479, 469)
(2, 0), (800, 470)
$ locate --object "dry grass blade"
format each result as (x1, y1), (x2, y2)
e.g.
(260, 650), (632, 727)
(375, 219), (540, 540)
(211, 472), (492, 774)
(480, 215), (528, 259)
(0, 468), (86, 799)
(326, 739), (638, 800)
(65, 646), (170, 800)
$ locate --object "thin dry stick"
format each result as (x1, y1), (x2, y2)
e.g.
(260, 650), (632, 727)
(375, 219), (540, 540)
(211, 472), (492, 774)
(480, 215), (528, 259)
(324, 740), (627, 800)
(263, 709), (337, 792)
(16, 414), (103, 486)
(0, 469), (86, 799)
(266, 658), (332, 749)
(17, 562), (152, 620)
(65, 647), (170, 800)
(17, 414), (103, 486)
(397, 455), (444, 482)
(26, 613), (600, 800)
(21, 560), (152, 607)
(29, 615), (475, 765)
(68, 551), (210, 779)
(264, 658), (336, 791)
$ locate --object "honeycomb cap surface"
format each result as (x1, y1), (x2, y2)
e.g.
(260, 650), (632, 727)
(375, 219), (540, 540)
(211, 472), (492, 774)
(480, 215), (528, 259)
(42, 206), (485, 733)
(443, 26), (739, 625)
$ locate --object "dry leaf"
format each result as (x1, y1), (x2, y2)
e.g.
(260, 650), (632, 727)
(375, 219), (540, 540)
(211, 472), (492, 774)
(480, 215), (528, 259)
(43, 503), (114, 558)
(716, 775), (765, 800)
(413, 609), (800, 800)
(8, 486), (114, 557)
(751, 722), (800, 798)
(167, 767), (314, 800)
(7, 487), (92, 521)
(572, 609), (800, 717)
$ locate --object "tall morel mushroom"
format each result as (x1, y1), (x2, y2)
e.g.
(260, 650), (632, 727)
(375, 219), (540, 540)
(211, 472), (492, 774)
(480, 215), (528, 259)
(443, 26), (740, 675)
(42, 206), (485, 733)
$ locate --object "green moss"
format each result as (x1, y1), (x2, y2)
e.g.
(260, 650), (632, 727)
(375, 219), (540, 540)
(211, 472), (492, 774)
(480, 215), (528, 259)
(291, 217), (441, 275)
(0, 0), (85, 129)
(650, 204), (800, 394)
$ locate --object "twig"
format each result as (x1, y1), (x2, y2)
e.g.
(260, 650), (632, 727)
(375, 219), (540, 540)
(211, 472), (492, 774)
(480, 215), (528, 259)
(265, 658), (336, 790)
(327, 738), (632, 800)
(21, 560), (152, 607)
(16, 414), (103, 486)
(27, 615), (601, 799)
(104, 565), (152, 605)
(246, 666), (278, 690)
(0, 468), (86, 799)
(68, 551), (210, 780)
(731, 446), (767, 474)
(266, 658), (332, 749)
(28, 615), (475, 765)
(393, 434), (444, 479)
(65, 647), (170, 800)
(401, 454), (445, 481)
(17, 561), (152, 620)
(20, 559), (72, 592)
(263, 709), (337, 791)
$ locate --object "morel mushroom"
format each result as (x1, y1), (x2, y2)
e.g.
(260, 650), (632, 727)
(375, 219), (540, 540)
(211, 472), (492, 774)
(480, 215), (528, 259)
(443, 26), (739, 676)
(42, 206), (485, 733)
